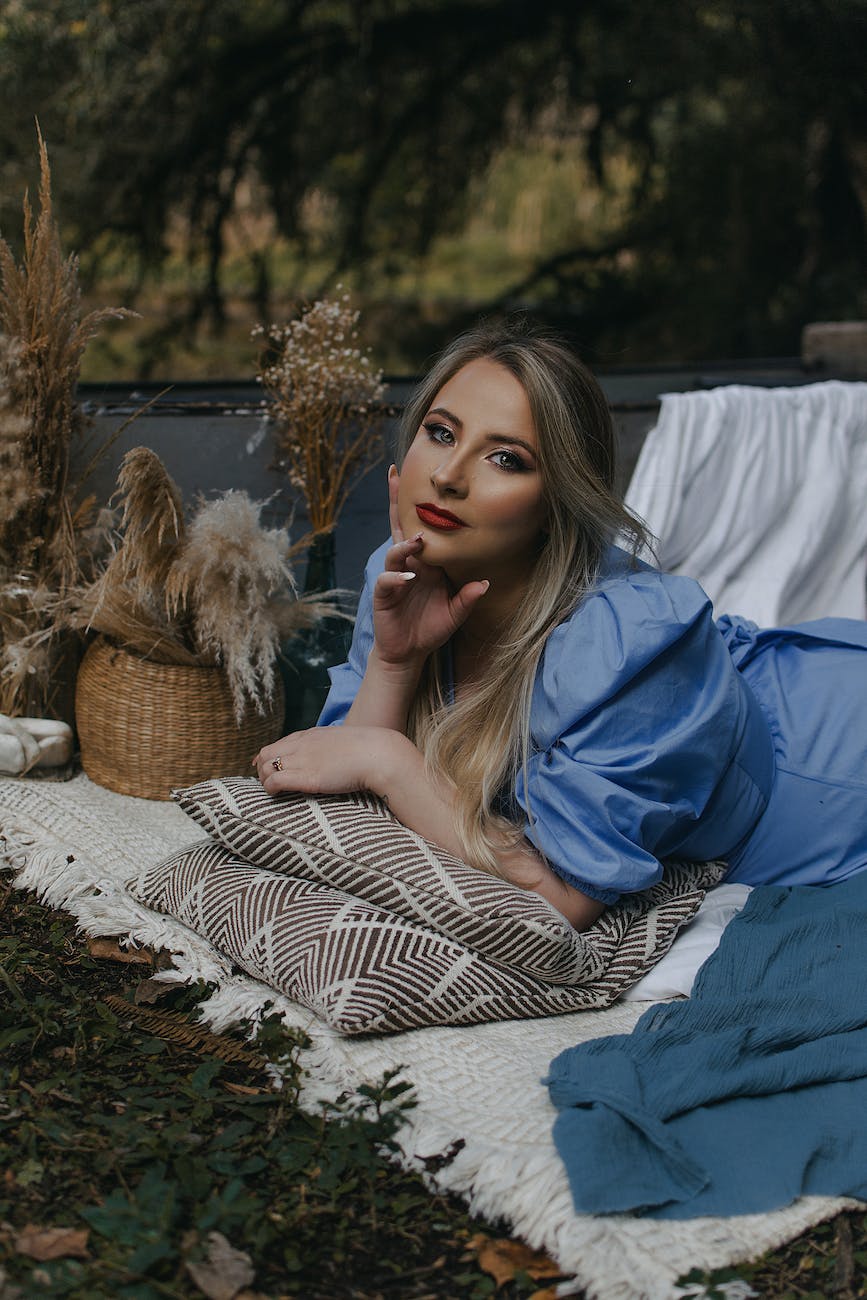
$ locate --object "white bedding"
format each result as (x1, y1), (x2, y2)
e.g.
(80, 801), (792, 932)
(624, 883), (752, 1001)
(625, 381), (867, 625)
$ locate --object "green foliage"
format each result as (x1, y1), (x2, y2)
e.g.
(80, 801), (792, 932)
(2, 0), (867, 374)
(3, 872), (867, 1296)
(0, 879), (509, 1298)
(677, 1208), (867, 1298)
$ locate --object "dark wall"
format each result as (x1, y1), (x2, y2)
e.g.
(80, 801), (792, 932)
(75, 359), (824, 597)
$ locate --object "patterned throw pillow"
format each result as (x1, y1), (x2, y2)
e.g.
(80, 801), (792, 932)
(174, 777), (588, 983)
(130, 838), (723, 1035)
(175, 777), (724, 986)
(172, 777), (726, 988)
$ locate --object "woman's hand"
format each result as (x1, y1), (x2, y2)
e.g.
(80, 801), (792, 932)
(253, 725), (418, 800)
(371, 466), (489, 667)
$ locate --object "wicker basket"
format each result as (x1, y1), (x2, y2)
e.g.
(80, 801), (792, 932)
(75, 637), (286, 800)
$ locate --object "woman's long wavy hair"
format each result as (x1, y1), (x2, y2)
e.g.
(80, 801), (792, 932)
(397, 319), (650, 874)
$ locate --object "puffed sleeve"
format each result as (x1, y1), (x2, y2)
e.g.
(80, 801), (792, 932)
(317, 540), (390, 727)
(518, 568), (773, 903)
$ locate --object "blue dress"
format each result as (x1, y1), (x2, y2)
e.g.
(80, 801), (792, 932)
(319, 540), (867, 902)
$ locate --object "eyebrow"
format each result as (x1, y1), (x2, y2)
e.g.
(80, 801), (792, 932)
(426, 407), (538, 457)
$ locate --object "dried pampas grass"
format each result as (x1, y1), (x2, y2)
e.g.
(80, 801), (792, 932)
(0, 128), (131, 717)
(167, 493), (301, 718)
(62, 447), (326, 722)
(113, 446), (186, 592)
(0, 127), (131, 587)
(0, 336), (32, 535)
(64, 448), (191, 663)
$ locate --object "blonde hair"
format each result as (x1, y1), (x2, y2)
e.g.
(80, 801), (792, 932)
(397, 318), (649, 874)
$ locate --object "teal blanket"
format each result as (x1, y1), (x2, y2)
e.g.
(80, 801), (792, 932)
(546, 871), (867, 1218)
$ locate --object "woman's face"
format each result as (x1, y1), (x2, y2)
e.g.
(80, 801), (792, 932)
(398, 357), (548, 590)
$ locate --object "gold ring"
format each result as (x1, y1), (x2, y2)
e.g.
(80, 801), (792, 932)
(271, 756), (284, 772)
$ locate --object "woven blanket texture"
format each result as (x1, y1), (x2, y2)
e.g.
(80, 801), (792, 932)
(0, 773), (855, 1300)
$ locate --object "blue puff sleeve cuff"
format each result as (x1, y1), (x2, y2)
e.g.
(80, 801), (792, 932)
(517, 563), (763, 902)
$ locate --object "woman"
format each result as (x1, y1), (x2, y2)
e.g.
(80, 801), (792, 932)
(254, 321), (867, 931)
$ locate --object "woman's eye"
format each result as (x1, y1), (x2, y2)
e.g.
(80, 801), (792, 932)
(489, 449), (525, 472)
(423, 422), (454, 445)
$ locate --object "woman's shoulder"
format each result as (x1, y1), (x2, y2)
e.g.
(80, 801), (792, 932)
(560, 545), (714, 648)
(535, 548), (718, 724)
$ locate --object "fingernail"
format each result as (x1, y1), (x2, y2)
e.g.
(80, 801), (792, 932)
(480, 580), (490, 592)
(388, 463), (396, 477)
(401, 571), (417, 581)
(413, 531), (424, 541)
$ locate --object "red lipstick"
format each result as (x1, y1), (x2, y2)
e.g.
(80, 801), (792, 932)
(415, 503), (466, 530)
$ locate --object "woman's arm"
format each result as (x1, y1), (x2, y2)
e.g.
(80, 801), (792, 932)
(254, 724), (605, 931)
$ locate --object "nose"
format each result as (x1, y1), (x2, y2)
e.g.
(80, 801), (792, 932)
(430, 451), (468, 498)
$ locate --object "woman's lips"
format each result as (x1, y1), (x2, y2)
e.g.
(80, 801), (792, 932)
(415, 504), (466, 530)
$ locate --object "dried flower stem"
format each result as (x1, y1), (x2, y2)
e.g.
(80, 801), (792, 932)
(0, 128), (131, 716)
(253, 290), (387, 533)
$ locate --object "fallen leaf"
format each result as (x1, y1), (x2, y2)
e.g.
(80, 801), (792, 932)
(133, 976), (174, 1005)
(86, 936), (153, 965)
(14, 1224), (89, 1261)
(469, 1233), (561, 1290)
(185, 1231), (255, 1300)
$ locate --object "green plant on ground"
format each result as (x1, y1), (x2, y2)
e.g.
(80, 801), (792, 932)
(0, 871), (555, 1300)
(2, 868), (866, 1299)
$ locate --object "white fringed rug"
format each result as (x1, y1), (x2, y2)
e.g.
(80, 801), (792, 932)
(0, 773), (854, 1300)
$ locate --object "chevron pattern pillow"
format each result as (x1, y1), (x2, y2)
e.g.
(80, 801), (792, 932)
(172, 777), (725, 990)
(130, 838), (722, 1035)
(173, 776), (591, 983)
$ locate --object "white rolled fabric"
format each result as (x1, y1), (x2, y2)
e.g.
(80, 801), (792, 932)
(0, 715), (73, 773)
(624, 380), (867, 625)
